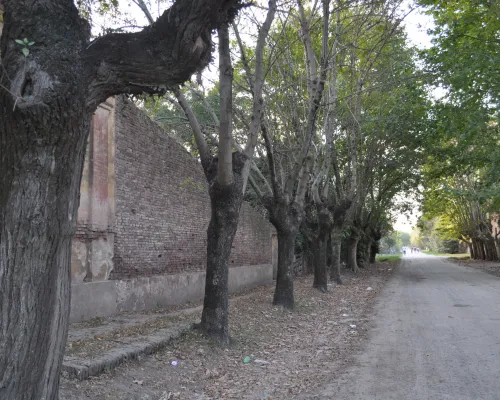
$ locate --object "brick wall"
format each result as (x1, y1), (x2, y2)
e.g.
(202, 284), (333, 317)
(72, 100), (115, 283)
(111, 97), (272, 279)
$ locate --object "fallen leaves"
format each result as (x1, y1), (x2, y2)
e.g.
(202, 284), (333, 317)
(60, 263), (397, 400)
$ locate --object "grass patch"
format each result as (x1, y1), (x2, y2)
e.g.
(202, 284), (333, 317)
(376, 254), (401, 262)
(422, 251), (470, 259)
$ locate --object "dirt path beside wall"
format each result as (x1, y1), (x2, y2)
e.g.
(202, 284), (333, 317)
(60, 262), (396, 400)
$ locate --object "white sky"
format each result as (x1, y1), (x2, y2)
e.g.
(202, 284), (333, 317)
(394, 212), (418, 233)
(392, 5), (435, 233)
(402, 4), (434, 50)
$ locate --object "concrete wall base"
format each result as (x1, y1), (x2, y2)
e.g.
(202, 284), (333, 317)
(70, 264), (273, 322)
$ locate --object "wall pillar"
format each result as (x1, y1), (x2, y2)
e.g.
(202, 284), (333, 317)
(72, 98), (116, 282)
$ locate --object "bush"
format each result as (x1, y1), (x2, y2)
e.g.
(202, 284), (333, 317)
(439, 240), (459, 254)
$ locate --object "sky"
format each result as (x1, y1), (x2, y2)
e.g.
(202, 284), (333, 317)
(402, 4), (434, 50)
(392, 5), (435, 233)
(394, 209), (419, 233)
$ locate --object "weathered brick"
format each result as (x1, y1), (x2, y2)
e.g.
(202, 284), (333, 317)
(109, 97), (272, 279)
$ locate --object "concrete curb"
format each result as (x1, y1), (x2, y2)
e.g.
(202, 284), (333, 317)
(62, 322), (194, 380)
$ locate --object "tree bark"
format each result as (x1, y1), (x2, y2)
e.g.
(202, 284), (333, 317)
(472, 238), (480, 260)
(262, 196), (303, 309)
(200, 154), (245, 344)
(273, 229), (297, 308)
(495, 240), (500, 261)
(1, 0), (242, 396)
(330, 230), (343, 284)
(347, 231), (360, 273)
(477, 239), (486, 260)
(312, 238), (328, 292)
(370, 240), (378, 264)
(469, 242), (475, 259)
(0, 101), (90, 399)
(486, 240), (497, 261)
(357, 237), (370, 268)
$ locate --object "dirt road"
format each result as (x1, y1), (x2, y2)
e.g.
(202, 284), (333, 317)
(312, 254), (500, 400)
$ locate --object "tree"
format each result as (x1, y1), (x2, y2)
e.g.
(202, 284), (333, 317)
(0, 0), (242, 398)
(322, 0), (428, 274)
(419, 0), (500, 106)
(172, 0), (277, 343)
(416, 0), (500, 262)
(247, 0), (331, 308)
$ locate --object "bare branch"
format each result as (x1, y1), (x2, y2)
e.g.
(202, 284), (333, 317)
(173, 87), (212, 169)
(286, 0), (330, 197)
(243, 0), (277, 158)
(248, 173), (265, 200)
(85, 0), (242, 108)
(132, 0), (155, 24)
(261, 121), (281, 200)
(217, 22), (234, 186)
(295, 157), (312, 207)
(238, 0), (277, 192)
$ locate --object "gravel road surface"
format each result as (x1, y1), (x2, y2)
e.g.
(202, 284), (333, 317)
(315, 253), (500, 400)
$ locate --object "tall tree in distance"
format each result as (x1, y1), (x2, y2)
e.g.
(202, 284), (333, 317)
(174, 0), (277, 343)
(248, 0), (332, 308)
(0, 0), (242, 398)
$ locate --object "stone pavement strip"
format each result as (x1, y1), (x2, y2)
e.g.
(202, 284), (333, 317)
(62, 306), (202, 380)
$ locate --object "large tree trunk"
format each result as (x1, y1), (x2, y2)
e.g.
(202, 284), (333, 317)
(486, 238), (498, 261)
(468, 242), (475, 259)
(0, 99), (90, 398)
(329, 229), (343, 284)
(471, 239), (478, 259)
(370, 240), (378, 264)
(1, 0), (243, 396)
(494, 240), (500, 261)
(487, 241), (498, 261)
(273, 229), (296, 309)
(347, 231), (360, 273)
(312, 238), (328, 292)
(357, 237), (370, 268)
(477, 239), (486, 260)
(200, 153), (245, 344)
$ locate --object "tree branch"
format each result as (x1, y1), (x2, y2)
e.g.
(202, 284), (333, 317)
(261, 121), (281, 200)
(173, 87), (212, 170)
(286, 0), (330, 197)
(217, 22), (234, 186)
(243, 0), (276, 159)
(295, 156), (312, 208)
(132, 0), (155, 24)
(85, 0), (242, 109)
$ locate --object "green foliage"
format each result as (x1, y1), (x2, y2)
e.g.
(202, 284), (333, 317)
(379, 231), (411, 254)
(416, 0), (500, 248)
(419, 0), (500, 105)
(440, 239), (459, 254)
(15, 38), (35, 58)
(376, 254), (401, 262)
(414, 217), (443, 251)
(76, 0), (119, 21)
